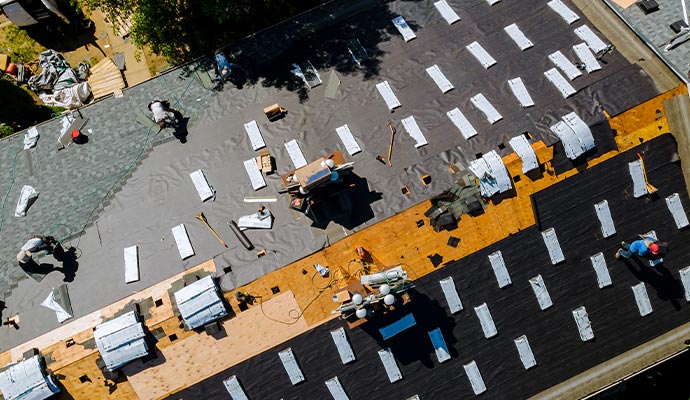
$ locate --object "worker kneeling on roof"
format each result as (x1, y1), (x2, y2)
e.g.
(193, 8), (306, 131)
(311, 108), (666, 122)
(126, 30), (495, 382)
(615, 238), (660, 260)
(17, 235), (56, 266)
(148, 99), (180, 130)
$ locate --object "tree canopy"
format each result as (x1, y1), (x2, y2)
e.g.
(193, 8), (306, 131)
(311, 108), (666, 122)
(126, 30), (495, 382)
(77, 0), (324, 62)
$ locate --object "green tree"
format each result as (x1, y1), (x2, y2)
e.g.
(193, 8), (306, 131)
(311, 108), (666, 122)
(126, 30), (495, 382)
(0, 78), (58, 134)
(77, 0), (324, 62)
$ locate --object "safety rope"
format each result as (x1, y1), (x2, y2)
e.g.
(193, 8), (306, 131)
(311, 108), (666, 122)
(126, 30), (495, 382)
(72, 72), (197, 252)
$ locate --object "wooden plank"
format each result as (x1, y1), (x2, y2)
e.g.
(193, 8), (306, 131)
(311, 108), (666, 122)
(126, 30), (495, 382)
(88, 57), (126, 99)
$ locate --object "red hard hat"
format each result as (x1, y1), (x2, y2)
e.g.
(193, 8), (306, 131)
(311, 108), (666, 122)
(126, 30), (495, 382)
(649, 243), (660, 254)
(71, 129), (81, 140)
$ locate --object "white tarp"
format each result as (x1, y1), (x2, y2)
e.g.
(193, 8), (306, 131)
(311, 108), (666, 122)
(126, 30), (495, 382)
(447, 108), (477, 139)
(573, 43), (601, 72)
(548, 0), (579, 24)
(41, 290), (72, 323)
(24, 127), (39, 149)
(285, 139), (308, 169)
(243, 159), (266, 191)
(335, 124), (362, 155)
(426, 64), (454, 93)
(243, 120), (266, 150)
(38, 82), (91, 109)
(15, 185), (38, 217)
(507, 78), (534, 108)
(470, 93), (502, 124)
(549, 51), (582, 80)
(508, 135), (539, 173)
(544, 68), (577, 98)
(237, 210), (273, 230)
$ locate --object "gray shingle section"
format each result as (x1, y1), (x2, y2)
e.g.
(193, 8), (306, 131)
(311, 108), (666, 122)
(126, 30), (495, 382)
(0, 66), (212, 299)
(606, 0), (690, 82)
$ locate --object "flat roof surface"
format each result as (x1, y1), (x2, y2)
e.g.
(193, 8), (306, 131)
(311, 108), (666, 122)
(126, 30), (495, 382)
(0, 0), (659, 352)
(606, 0), (690, 82)
(168, 134), (690, 400)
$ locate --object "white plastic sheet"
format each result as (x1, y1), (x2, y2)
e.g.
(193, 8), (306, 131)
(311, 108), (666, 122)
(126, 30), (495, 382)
(41, 290), (72, 323)
(24, 127), (39, 149)
(15, 185), (38, 217)
(38, 82), (91, 109)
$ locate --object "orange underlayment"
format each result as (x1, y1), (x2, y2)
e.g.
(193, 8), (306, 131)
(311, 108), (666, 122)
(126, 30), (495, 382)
(0, 86), (685, 400)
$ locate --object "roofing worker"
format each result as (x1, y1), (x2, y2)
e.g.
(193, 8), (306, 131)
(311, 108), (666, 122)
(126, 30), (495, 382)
(214, 50), (240, 81)
(615, 238), (660, 260)
(16, 235), (54, 266)
(147, 99), (179, 129)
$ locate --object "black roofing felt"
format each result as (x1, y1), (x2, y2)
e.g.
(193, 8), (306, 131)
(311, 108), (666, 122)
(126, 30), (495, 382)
(167, 134), (690, 399)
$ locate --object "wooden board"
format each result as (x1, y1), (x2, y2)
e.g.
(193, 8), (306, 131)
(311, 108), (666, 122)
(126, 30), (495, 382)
(87, 58), (126, 99)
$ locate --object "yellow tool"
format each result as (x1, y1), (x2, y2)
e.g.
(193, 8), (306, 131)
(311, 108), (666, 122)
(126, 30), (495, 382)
(637, 153), (658, 194)
(387, 120), (396, 167)
(195, 212), (228, 248)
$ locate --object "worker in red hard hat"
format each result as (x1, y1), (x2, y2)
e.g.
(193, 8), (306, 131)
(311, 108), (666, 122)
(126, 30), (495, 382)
(615, 239), (660, 260)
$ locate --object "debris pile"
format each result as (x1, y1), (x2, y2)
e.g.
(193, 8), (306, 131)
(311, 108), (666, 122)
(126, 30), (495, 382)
(28, 49), (91, 108)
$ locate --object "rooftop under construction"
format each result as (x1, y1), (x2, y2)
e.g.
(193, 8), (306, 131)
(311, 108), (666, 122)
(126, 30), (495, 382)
(1, 0), (690, 399)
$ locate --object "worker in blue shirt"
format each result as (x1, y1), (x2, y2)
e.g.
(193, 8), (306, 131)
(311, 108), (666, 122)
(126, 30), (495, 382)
(615, 239), (660, 259)
(214, 50), (240, 81)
